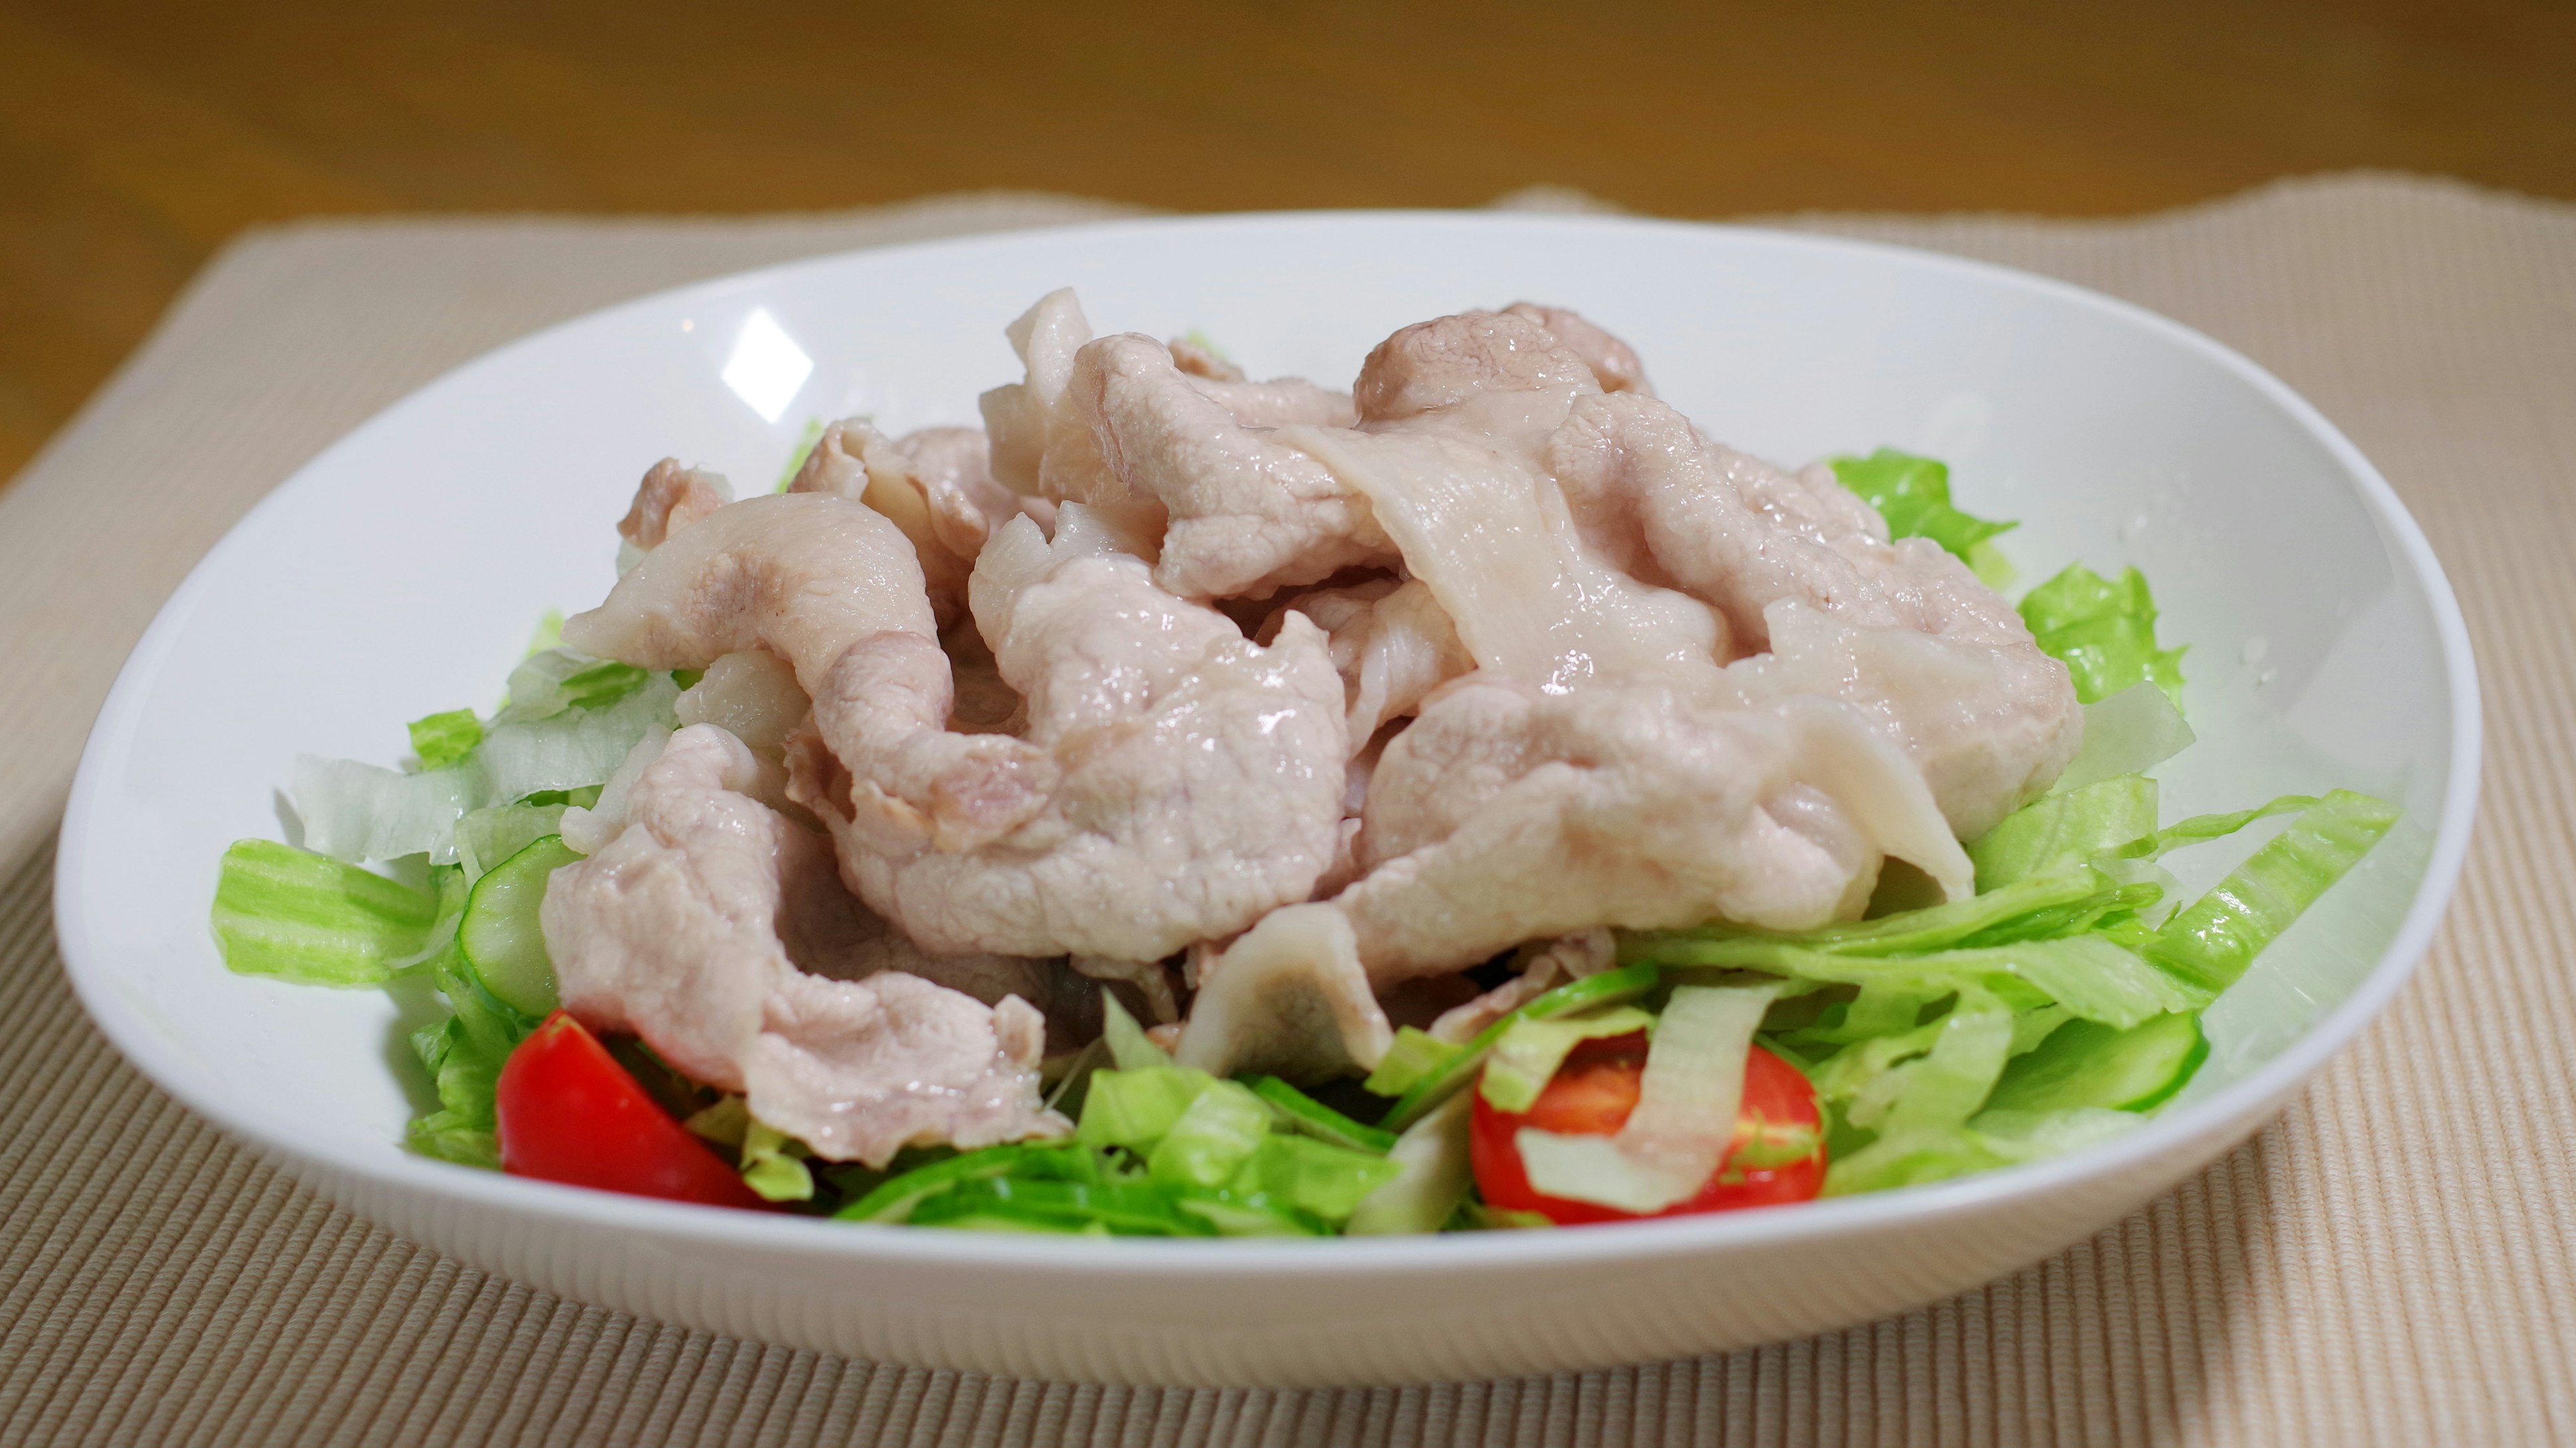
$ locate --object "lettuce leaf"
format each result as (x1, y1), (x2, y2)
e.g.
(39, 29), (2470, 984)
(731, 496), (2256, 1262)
(1969, 775), (2160, 889)
(2053, 683), (2195, 793)
(1225, 1133), (1401, 1219)
(1478, 1006), (1656, 1113)
(289, 757), (484, 865)
(1517, 984), (1778, 1213)
(1831, 449), (2018, 588)
(405, 942), (539, 1167)
(1146, 1079), (1273, 1191)
(210, 839), (441, 986)
(1074, 1065), (1213, 1150)
(2020, 563), (2187, 707)
(2146, 789), (2400, 994)
(1344, 1093), (1474, 1236)
(496, 649), (654, 724)
(1823, 1106), (2141, 1196)
(1360, 1027), (1460, 1098)
(406, 710), (484, 771)
(290, 669), (676, 864)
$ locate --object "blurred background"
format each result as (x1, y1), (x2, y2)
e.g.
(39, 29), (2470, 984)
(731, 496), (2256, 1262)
(6, 0), (2573, 486)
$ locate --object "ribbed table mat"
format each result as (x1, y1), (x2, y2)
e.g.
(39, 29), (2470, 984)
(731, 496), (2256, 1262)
(3, 176), (2569, 1446)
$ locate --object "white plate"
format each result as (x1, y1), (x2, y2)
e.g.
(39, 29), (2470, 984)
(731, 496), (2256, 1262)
(55, 213), (2479, 1388)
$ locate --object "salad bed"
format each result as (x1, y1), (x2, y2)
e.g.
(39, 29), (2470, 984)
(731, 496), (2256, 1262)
(210, 449), (2392, 1235)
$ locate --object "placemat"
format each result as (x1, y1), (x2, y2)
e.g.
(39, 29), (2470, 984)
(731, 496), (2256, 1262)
(3, 175), (2569, 1446)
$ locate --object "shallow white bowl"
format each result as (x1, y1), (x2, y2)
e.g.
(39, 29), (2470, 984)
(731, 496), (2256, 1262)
(57, 213), (2478, 1388)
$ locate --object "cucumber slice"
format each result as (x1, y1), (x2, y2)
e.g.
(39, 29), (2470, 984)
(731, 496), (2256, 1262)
(458, 834), (582, 1017)
(1984, 1011), (2206, 1113)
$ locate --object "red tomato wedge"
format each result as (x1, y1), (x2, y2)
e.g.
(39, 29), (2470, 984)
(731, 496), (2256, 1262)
(495, 1012), (769, 1210)
(1470, 1032), (1825, 1225)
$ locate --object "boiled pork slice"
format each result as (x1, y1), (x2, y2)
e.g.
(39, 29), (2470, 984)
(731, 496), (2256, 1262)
(791, 504), (1350, 960)
(1337, 676), (1972, 983)
(1545, 390), (2081, 836)
(541, 724), (1064, 1166)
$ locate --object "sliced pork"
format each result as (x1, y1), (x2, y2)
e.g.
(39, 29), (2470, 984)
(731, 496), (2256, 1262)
(618, 459), (733, 552)
(1500, 302), (1654, 398)
(1337, 677), (1972, 982)
(1279, 311), (1728, 692)
(563, 492), (937, 696)
(551, 290), (2086, 1148)
(1262, 575), (1474, 750)
(1546, 391), (2081, 835)
(540, 725), (1064, 1166)
(790, 504), (1350, 960)
(788, 419), (1024, 630)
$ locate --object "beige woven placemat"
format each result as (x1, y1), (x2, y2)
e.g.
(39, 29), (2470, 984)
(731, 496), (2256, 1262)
(2, 176), (2569, 1447)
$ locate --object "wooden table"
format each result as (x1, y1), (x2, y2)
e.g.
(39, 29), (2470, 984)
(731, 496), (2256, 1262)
(5, 0), (2571, 488)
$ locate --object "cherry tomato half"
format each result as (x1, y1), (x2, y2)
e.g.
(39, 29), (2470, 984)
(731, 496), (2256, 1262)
(1470, 1032), (1825, 1225)
(495, 1011), (769, 1210)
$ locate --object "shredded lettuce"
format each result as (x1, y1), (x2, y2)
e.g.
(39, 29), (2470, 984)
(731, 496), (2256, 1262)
(739, 1120), (817, 1202)
(405, 944), (539, 1168)
(1073, 1064), (1210, 1149)
(1831, 448), (2019, 588)
(475, 672), (679, 803)
(496, 649), (654, 724)
(1478, 1006), (1656, 1113)
(289, 757), (483, 865)
(1823, 1106), (2140, 1196)
(453, 802), (571, 879)
(407, 710), (484, 770)
(1226, 1133), (1401, 1219)
(1360, 1027), (1460, 1098)
(1516, 985), (1778, 1213)
(290, 667), (675, 865)
(775, 416), (827, 493)
(1970, 774), (2160, 889)
(2055, 683), (2196, 793)
(2146, 789), (2399, 995)
(849, 1062), (1396, 1235)
(1619, 779), (2397, 1199)
(1628, 866), (2116, 963)
(1147, 1080), (1273, 1190)
(1245, 1076), (1399, 1154)
(210, 839), (442, 985)
(1344, 1092), (1474, 1235)
(1098, 992), (1174, 1070)
(2020, 563), (2187, 707)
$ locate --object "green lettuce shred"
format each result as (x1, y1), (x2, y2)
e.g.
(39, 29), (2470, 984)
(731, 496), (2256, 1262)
(843, 1061), (1397, 1236)
(1075, 1065), (1210, 1149)
(1478, 1006), (1656, 1113)
(211, 839), (441, 987)
(2145, 789), (2399, 994)
(1621, 781), (2397, 1197)
(2020, 563), (2187, 707)
(405, 944), (540, 1168)
(739, 1120), (817, 1202)
(1969, 775), (2159, 889)
(1245, 1076), (1399, 1153)
(407, 710), (484, 771)
(1361, 1027), (1459, 1098)
(1831, 448), (2018, 588)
